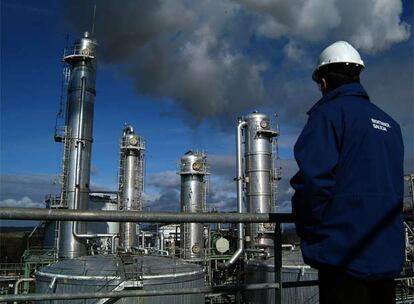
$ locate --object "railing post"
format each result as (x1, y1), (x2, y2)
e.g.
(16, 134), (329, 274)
(274, 223), (282, 303)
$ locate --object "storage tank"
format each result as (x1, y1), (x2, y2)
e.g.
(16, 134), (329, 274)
(244, 254), (318, 304)
(88, 193), (119, 236)
(118, 125), (145, 251)
(179, 151), (208, 261)
(59, 32), (98, 259)
(36, 255), (205, 304)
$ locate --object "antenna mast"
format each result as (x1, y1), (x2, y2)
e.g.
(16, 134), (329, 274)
(91, 4), (97, 37)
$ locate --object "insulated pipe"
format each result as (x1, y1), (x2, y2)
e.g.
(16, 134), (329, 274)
(159, 231), (164, 251)
(225, 120), (247, 267)
(13, 278), (35, 304)
(111, 234), (119, 254)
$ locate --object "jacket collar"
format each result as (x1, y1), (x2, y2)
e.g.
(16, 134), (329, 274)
(307, 82), (370, 115)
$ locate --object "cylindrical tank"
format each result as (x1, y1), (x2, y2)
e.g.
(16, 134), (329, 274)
(59, 32), (97, 259)
(118, 125), (145, 251)
(88, 193), (119, 235)
(244, 112), (278, 249)
(244, 255), (318, 304)
(36, 255), (205, 304)
(179, 151), (208, 260)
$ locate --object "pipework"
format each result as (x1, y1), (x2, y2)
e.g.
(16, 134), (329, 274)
(226, 112), (278, 267)
(225, 119), (247, 267)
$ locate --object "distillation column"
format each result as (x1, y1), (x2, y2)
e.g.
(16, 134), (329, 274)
(59, 32), (97, 259)
(179, 151), (208, 261)
(244, 112), (278, 251)
(118, 125), (145, 252)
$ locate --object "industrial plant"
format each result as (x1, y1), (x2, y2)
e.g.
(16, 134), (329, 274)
(0, 32), (413, 304)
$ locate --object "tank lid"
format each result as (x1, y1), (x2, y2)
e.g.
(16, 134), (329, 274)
(38, 255), (203, 279)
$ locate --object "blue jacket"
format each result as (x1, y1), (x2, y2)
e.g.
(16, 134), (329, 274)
(290, 82), (405, 280)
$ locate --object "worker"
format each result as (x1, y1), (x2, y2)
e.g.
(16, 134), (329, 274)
(290, 41), (405, 304)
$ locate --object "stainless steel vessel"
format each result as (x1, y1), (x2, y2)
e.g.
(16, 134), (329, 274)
(118, 125), (145, 251)
(59, 32), (97, 259)
(36, 255), (205, 304)
(179, 151), (208, 260)
(225, 112), (279, 267)
(244, 253), (318, 304)
(244, 112), (278, 250)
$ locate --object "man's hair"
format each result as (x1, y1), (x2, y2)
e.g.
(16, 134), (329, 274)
(315, 63), (363, 91)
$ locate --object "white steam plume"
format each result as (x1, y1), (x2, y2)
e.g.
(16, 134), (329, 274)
(64, 0), (410, 126)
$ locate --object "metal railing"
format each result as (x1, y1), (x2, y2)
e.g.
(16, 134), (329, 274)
(0, 208), (289, 302)
(0, 263), (24, 277)
(0, 207), (412, 303)
(0, 207), (295, 223)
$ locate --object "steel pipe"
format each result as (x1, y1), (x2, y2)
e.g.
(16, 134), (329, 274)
(159, 231), (164, 251)
(0, 208), (295, 223)
(1, 208), (410, 223)
(13, 278), (35, 304)
(225, 120), (247, 268)
(0, 283), (279, 302)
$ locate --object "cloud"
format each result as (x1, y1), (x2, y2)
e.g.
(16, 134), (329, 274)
(283, 41), (307, 63)
(64, 0), (410, 128)
(243, 0), (410, 53)
(243, 0), (341, 41)
(145, 189), (180, 212)
(0, 196), (45, 208)
(208, 177), (237, 212)
(147, 170), (180, 189)
(65, 0), (267, 126)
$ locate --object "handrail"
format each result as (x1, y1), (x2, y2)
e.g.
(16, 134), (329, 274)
(0, 283), (279, 302)
(1, 208), (411, 223)
(0, 208), (295, 223)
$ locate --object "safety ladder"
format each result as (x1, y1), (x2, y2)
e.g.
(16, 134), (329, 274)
(59, 126), (71, 208)
(54, 220), (60, 261)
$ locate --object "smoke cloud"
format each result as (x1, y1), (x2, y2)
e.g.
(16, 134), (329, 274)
(243, 0), (410, 53)
(64, 0), (410, 126)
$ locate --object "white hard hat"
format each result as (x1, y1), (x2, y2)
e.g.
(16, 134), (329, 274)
(312, 41), (365, 82)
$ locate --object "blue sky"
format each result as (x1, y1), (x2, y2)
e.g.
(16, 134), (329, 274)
(1, 0), (413, 225)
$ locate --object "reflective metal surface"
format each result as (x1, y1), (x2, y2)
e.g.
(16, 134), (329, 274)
(36, 255), (205, 304)
(244, 112), (278, 249)
(59, 32), (97, 259)
(225, 120), (247, 267)
(244, 254), (318, 304)
(118, 125), (145, 251)
(179, 151), (208, 260)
